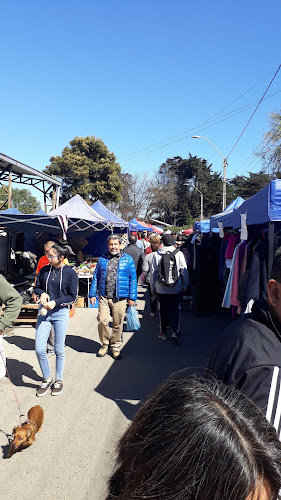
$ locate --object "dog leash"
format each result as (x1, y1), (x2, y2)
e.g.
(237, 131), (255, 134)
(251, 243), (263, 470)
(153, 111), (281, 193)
(0, 347), (30, 427)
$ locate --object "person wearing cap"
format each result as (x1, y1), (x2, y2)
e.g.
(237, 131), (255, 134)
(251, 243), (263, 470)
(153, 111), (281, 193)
(150, 233), (189, 344)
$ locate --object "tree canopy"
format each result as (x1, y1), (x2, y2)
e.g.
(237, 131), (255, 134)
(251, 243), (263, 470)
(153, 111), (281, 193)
(108, 172), (153, 221)
(44, 136), (123, 204)
(147, 155), (223, 226)
(0, 186), (41, 213)
(227, 171), (271, 200)
(258, 109), (281, 176)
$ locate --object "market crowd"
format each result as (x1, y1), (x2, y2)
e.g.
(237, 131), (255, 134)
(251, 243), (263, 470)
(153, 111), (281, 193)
(2, 229), (281, 499)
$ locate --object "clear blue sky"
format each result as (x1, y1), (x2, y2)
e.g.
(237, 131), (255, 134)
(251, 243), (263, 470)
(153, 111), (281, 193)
(0, 0), (281, 206)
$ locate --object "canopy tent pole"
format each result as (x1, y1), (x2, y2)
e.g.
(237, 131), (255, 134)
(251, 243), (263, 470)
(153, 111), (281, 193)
(268, 221), (275, 280)
(8, 167), (12, 209)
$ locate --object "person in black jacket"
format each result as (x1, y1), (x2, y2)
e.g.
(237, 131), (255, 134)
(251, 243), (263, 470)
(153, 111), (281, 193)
(123, 233), (144, 278)
(207, 247), (281, 437)
(34, 243), (78, 397)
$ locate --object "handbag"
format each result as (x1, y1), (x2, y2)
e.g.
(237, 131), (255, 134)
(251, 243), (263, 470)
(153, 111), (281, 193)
(126, 305), (140, 331)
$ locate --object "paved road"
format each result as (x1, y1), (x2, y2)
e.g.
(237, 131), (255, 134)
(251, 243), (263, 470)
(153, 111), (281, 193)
(0, 285), (230, 500)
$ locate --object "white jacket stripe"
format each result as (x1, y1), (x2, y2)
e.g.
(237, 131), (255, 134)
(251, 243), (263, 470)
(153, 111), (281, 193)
(266, 366), (279, 423)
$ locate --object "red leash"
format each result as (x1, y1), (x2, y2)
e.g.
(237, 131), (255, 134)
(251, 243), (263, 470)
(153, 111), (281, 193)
(0, 346), (29, 427)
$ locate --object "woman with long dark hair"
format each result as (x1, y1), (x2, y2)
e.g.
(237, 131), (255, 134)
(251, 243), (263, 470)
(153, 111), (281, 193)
(107, 377), (281, 500)
(34, 243), (78, 397)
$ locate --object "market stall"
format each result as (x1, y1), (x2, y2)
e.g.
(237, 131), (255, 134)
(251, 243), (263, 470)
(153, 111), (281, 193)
(209, 196), (245, 231)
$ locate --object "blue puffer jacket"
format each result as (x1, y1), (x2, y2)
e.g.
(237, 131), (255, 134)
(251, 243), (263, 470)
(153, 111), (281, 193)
(89, 252), (137, 301)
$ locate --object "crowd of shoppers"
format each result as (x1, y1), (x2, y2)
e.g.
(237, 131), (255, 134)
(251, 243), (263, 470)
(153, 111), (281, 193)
(3, 227), (281, 498)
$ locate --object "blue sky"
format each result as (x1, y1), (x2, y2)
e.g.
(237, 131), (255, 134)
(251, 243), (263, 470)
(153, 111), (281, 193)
(0, 0), (281, 206)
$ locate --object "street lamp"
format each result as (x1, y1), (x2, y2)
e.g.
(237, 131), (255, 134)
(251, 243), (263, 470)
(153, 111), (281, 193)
(191, 135), (228, 211)
(184, 182), (203, 221)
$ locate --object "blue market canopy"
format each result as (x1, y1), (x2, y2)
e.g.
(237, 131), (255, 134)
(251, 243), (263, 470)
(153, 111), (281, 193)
(0, 210), (62, 233)
(210, 196), (245, 230)
(91, 200), (128, 228)
(129, 218), (153, 232)
(193, 219), (214, 233)
(232, 179), (281, 229)
(0, 194), (109, 234)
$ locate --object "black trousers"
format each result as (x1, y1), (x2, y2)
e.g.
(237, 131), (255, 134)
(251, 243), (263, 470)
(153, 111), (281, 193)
(157, 293), (181, 334)
(148, 285), (157, 314)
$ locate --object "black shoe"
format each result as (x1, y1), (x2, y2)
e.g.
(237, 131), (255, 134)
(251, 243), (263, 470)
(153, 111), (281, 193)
(171, 333), (181, 345)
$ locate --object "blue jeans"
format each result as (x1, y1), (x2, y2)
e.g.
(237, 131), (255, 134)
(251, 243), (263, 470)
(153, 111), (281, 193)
(35, 308), (70, 380)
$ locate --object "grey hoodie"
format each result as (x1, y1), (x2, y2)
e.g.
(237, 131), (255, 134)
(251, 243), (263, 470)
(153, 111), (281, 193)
(150, 245), (189, 295)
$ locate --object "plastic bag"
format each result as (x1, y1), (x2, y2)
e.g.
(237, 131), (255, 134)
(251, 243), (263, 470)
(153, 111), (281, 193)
(126, 305), (140, 331)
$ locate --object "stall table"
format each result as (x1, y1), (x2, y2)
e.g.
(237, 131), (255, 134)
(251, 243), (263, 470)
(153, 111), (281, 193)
(14, 303), (38, 326)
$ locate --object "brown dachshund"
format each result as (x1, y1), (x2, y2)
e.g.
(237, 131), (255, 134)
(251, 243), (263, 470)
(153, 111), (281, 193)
(8, 405), (44, 458)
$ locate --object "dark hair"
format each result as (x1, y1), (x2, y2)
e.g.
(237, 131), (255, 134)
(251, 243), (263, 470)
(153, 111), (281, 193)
(129, 234), (137, 245)
(162, 233), (174, 246)
(270, 247), (281, 282)
(107, 378), (281, 499)
(51, 243), (69, 259)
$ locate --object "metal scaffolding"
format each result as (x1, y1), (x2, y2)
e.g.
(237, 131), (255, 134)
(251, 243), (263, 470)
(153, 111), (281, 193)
(0, 153), (61, 212)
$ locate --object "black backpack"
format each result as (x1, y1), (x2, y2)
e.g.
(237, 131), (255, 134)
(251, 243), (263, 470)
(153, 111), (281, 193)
(157, 249), (180, 286)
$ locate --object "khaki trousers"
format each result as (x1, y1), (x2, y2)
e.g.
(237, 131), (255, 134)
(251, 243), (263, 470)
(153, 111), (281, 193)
(98, 296), (127, 351)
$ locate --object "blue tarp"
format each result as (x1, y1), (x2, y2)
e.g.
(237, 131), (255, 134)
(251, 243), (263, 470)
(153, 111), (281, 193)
(1, 207), (23, 215)
(35, 209), (47, 216)
(129, 218), (153, 232)
(91, 200), (128, 228)
(210, 196), (245, 230)
(193, 219), (214, 233)
(232, 179), (281, 229)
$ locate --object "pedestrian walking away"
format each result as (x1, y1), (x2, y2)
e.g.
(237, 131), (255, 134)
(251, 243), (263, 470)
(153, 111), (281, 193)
(89, 234), (137, 360)
(123, 233), (145, 278)
(141, 234), (161, 317)
(150, 233), (189, 344)
(0, 275), (22, 379)
(34, 243), (78, 397)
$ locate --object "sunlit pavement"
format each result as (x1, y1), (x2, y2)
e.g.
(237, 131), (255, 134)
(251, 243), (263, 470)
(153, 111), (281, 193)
(0, 285), (231, 500)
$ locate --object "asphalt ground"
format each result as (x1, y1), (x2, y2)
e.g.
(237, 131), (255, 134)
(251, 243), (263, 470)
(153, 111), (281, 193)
(0, 285), (231, 500)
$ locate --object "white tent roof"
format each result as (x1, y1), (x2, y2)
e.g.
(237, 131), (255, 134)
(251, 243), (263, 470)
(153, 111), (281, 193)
(49, 194), (108, 223)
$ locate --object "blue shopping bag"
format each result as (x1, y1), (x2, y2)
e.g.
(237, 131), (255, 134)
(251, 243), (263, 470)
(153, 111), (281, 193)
(126, 305), (141, 331)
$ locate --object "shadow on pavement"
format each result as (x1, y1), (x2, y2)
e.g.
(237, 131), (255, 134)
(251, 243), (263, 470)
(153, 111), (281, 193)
(5, 336), (35, 351)
(6, 359), (41, 388)
(66, 335), (100, 354)
(95, 288), (231, 420)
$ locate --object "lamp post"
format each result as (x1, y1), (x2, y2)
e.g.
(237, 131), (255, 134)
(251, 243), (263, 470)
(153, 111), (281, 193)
(191, 135), (228, 211)
(184, 182), (203, 221)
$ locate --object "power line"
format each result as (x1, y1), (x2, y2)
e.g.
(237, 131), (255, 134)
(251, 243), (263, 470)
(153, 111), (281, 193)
(228, 123), (281, 178)
(118, 66), (280, 162)
(119, 90), (281, 166)
(227, 64), (281, 159)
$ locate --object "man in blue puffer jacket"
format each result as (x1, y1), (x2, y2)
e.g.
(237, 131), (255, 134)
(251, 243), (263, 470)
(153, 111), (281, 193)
(89, 234), (137, 360)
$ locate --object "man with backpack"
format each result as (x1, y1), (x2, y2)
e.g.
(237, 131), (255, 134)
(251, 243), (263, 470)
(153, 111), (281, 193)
(150, 233), (189, 344)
